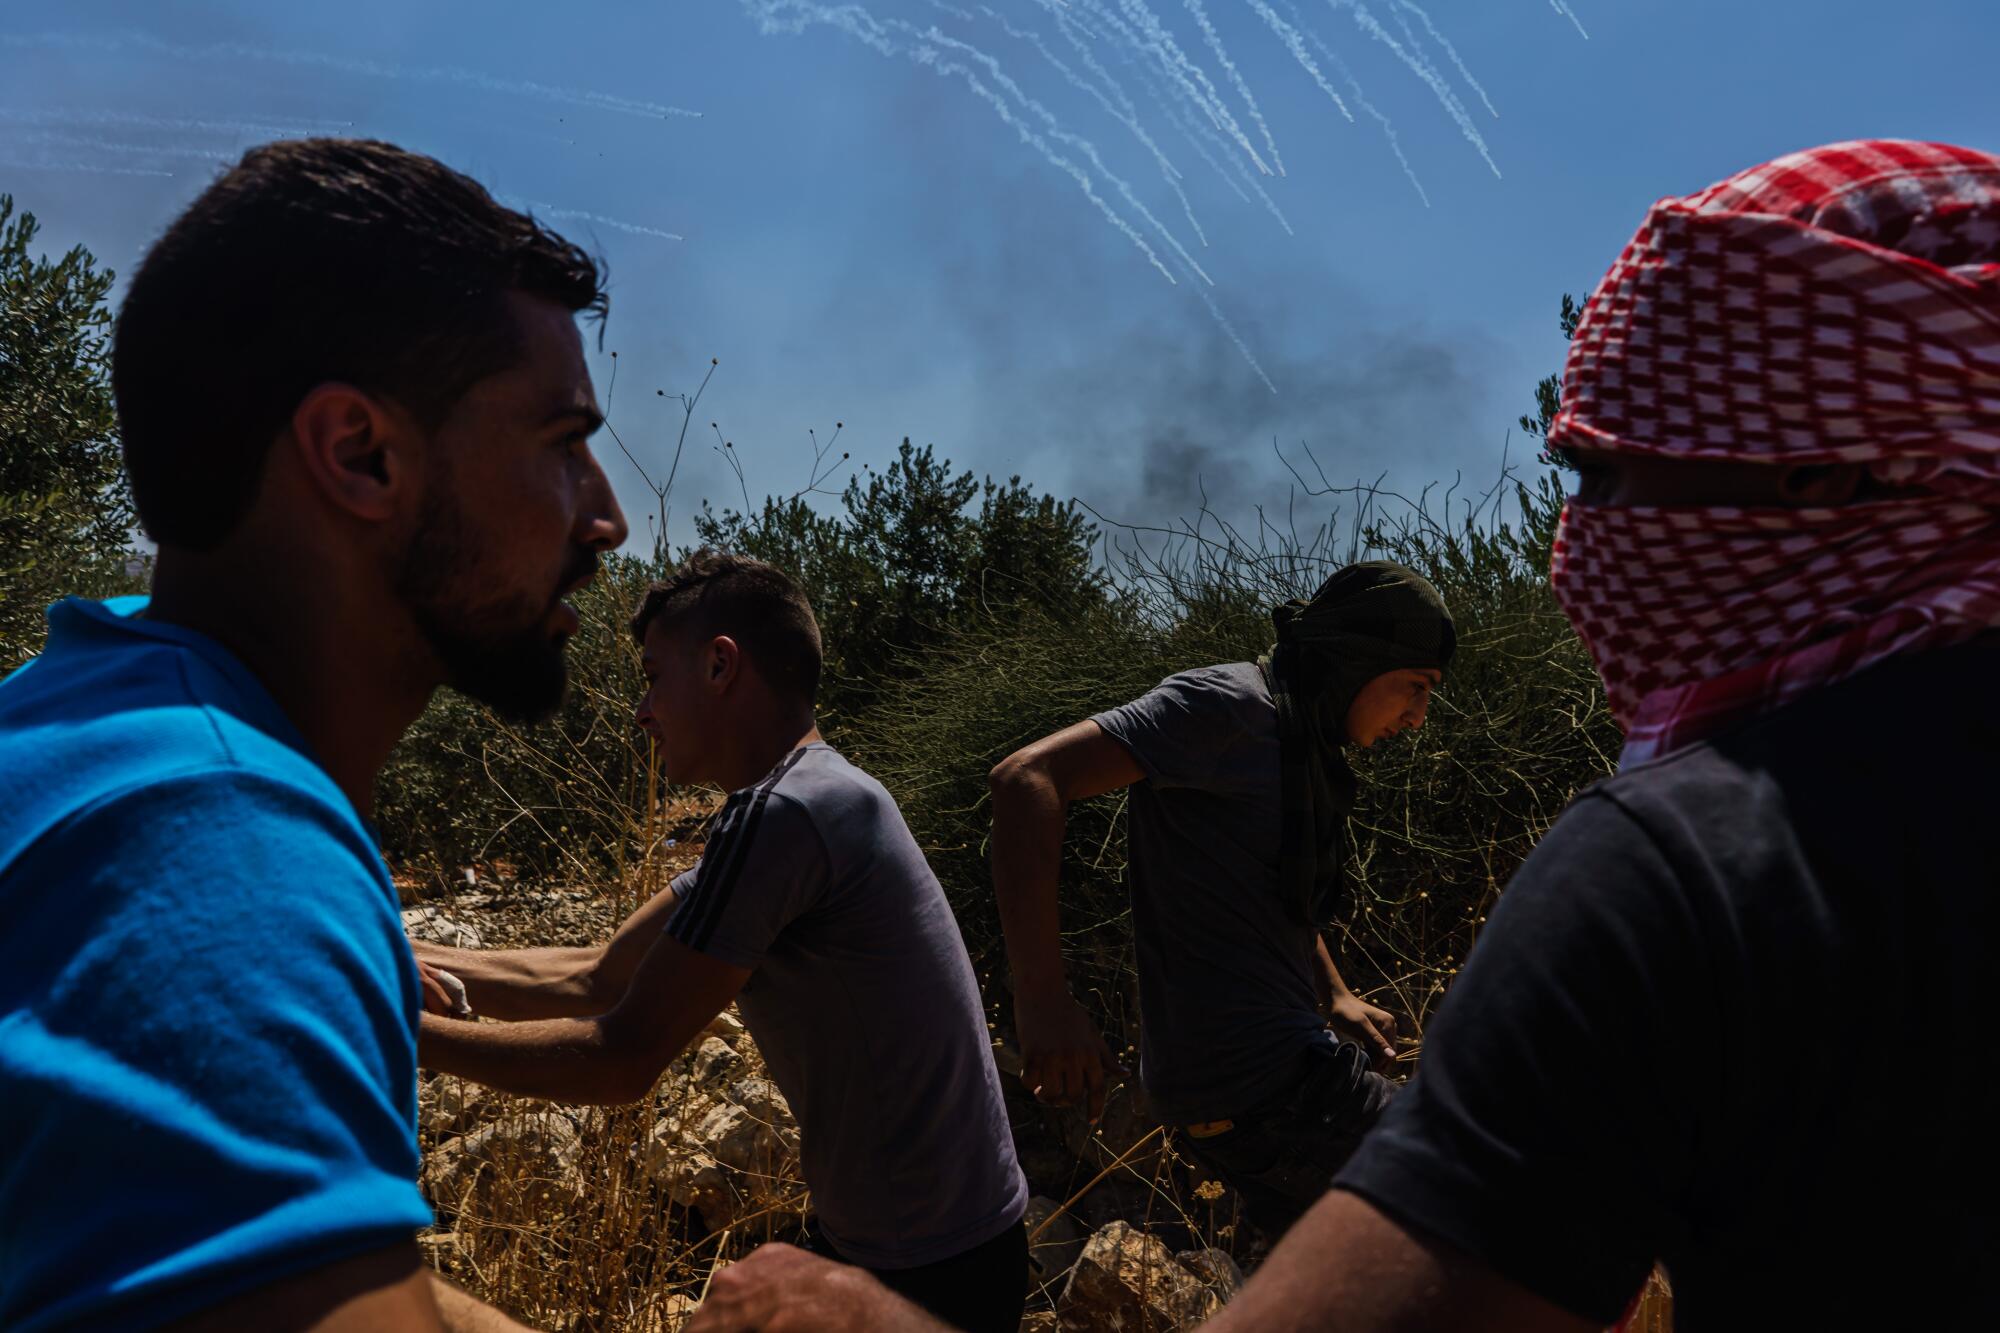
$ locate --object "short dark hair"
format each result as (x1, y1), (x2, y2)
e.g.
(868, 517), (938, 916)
(631, 551), (824, 706)
(113, 137), (607, 551)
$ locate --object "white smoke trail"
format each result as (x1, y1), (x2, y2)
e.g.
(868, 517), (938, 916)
(1094, 0), (1275, 176)
(1325, 0), (1499, 177)
(0, 32), (702, 120)
(1182, 258), (1276, 393)
(1080, 4), (1296, 232)
(517, 202), (684, 242)
(2, 129), (234, 162)
(918, 20), (1215, 284)
(0, 155), (175, 179)
(0, 106), (353, 139)
(1155, 75), (1295, 233)
(1276, 0), (1428, 205)
(1392, 0), (1497, 118)
(1179, 0), (1285, 174)
(1548, 1), (1590, 40)
(986, 5), (1210, 246)
(743, 1), (1179, 284)
(1239, 0), (1353, 122)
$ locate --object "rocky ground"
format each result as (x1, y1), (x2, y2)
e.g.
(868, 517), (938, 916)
(401, 843), (1258, 1331)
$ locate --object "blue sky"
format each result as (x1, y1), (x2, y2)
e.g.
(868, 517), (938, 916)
(4, 1), (1997, 545)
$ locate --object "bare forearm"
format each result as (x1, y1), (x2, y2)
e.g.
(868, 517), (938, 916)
(1315, 936), (1353, 1005)
(989, 765), (1072, 998)
(1204, 1191), (1592, 1333)
(413, 940), (607, 1021)
(418, 1012), (654, 1105)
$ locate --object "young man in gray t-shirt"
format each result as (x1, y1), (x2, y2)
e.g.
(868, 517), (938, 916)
(414, 552), (1028, 1332)
(987, 563), (1453, 1240)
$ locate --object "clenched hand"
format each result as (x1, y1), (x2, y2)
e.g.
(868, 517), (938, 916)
(1014, 987), (1126, 1121)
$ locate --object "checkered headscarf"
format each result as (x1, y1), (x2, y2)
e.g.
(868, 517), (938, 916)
(1547, 140), (2000, 765)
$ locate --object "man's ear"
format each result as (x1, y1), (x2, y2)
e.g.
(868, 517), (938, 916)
(1779, 463), (1864, 507)
(286, 382), (418, 524)
(706, 636), (742, 693)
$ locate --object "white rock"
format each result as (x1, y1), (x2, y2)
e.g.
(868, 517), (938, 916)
(687, 1036), (745, 1091)
(703, 1009), (748, 1046)
(1057, 1221), (1220, 1331)
(402, 906), (482, 950)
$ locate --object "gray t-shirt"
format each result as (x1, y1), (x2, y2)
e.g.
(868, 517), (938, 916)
(664, 743), (1027, 1268)
(1092, 663), (1330, 1124)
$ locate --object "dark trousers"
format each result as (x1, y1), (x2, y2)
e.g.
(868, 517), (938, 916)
(801, 1217), (1028, 1333)
(1179, 1037), (1397, 1240)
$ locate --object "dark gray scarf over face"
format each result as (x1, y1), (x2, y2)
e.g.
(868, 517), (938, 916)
(1257, 561), (1456, 925)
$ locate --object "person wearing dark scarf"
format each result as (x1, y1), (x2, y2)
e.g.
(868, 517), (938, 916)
(1262, 561), (1459, 928)
(980, 560), (1455, 1241)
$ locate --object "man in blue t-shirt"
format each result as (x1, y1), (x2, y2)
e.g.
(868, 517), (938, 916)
(0, 138), (627, 1330)
(413, 553), (1030, 1333)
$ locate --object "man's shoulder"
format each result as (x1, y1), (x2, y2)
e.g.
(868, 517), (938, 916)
(763, 744), (899, 846)
(1599, 633), (2000, 828)
(1106, 661), (1272, 723)
(0, 621), (362, 880)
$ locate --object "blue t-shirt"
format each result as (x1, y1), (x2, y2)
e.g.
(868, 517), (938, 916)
(0, 597), (432, 1330)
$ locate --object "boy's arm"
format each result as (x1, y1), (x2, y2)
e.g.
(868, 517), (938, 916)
(1315, 936), (1399, 1069)
(167, 1243), (537, 1332)
(988, 720), (1144, 1119)
(411, 883), (681, 1021)
(418, 925), (748, 1105)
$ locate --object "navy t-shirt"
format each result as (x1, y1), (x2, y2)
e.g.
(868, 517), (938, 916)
(0, 599), (431, 1330)
(664, 743), (1028, 1269)
(1336, 634), (1997, 1328)
(1092, 663), (1331, 1124)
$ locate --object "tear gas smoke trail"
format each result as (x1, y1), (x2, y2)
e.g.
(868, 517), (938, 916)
(1325, 0), (1499, 177)
(519, 203), (685, 241)
(0, 155), (175, 178)
(1156, 76), (1295, 232)
(986, 5), (1210, 246)
(1065, 0), (1290, 228)
(1093, 0), (1274, 176)
(4, 130), (234, 162)
(1548, 1), (1590, 40)
(1186, 264), (1277, 393)
(1277, 0), (1428, 205)
(1240, 0), (1354, 122)
(918, 21), (1215, 284)
(1096, 7), (1297, 231)
(1179, 0), (1286, 174)
(1, 32), (702, 121)
(1392, 0), (1497, 118)
(0, 106), (352, 139)
(743, 2), (1178, 284)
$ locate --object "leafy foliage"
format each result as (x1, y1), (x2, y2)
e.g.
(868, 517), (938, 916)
(376, 442), (1107, 880)
(692, 438), (1107, 721)
(0, 197), (139, 672)
(853, 472), (1617, 1041)
(1518, 291), (1585, 471)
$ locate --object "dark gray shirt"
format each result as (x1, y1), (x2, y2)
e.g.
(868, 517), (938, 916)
(665, 744), (1027, 1268)
(1092, 663), (1330, 1124)
(1335, 635), (1999, 1327)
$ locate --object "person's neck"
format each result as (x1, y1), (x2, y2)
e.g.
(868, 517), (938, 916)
(144, 547), (436, 819)
(711, 710), (822, 793)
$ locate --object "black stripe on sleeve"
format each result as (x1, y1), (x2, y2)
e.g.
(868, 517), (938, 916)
(671, 748), (810, 955)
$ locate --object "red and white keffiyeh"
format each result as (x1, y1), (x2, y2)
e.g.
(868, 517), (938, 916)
(1547, 140), (2000, 765)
